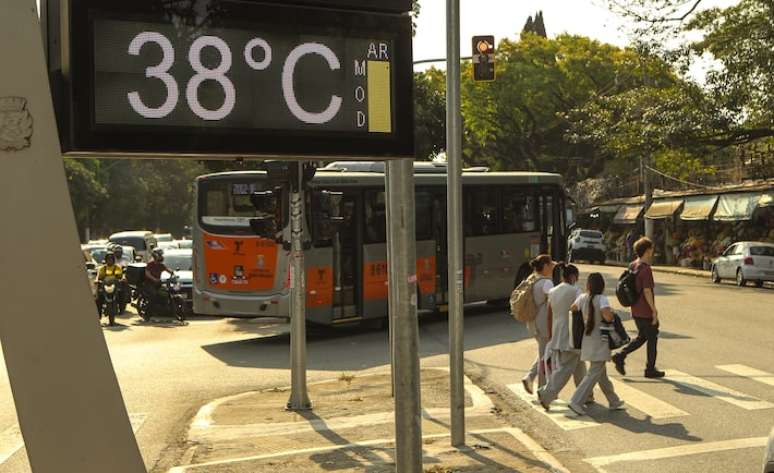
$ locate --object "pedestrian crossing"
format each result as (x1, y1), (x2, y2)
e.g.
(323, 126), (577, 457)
(508, 364), (774, 432)
(0, 412), (147, 466)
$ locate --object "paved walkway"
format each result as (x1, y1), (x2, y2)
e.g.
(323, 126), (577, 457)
(167, 368), (569, 472)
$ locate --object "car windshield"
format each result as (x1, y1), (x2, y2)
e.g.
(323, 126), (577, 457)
(750, 246), (774, 257)
(111, 236), (146, 250)
(164, 254), (193, 271)
(580, 231), (603, 239)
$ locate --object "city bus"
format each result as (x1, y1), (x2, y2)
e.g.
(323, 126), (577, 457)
(192, 162), (567, 325)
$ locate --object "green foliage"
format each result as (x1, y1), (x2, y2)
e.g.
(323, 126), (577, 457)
(413, 68), (446, 160)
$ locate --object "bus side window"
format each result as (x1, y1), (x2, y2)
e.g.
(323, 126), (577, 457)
(467, 187), (499, 236)
(502, 189), (537, 233)
(365, 190), (387, 244)
(415, 191), (434, 240)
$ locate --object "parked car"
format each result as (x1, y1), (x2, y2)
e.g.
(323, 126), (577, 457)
(109, 231), (158, 262)
(160, 248), (194, 313)
(175, 239), (193, 250)
(567, 229), (606, 264)
(764, 427), (774, 473)
(711, 242), (774, 287)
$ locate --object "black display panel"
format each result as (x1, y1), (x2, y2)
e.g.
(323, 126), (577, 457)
(56, 0), (414, 159)
(253, 0), (413, 13)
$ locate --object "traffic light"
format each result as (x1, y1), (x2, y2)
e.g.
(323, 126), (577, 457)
(472, 35), (495, 82)
(249, 188), (283, 239)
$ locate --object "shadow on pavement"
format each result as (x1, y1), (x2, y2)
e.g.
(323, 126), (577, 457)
(201, 305), (530, 372)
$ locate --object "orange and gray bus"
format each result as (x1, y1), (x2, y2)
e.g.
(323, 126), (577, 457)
(192, 162), (567, 325)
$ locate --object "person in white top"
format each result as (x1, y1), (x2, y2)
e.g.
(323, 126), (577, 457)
(537, 263), (589, 410)
(567, 272), (625, 416)
(521, 254), (555, 394)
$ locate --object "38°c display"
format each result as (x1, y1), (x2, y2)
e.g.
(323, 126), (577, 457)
(48, 0), (414, 159)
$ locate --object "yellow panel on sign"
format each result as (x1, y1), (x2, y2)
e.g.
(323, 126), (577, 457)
(367, 61), (392, 133)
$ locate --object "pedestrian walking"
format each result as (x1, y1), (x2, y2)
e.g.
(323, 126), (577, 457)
(612, 237), (666, 379)
(521, 254), (556, 394)
(626, 230), (637, 262)
(537, 263), (590, 410)
(567, 273), (625, 416)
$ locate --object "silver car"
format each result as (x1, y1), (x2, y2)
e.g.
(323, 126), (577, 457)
(712, 241), (774, 287)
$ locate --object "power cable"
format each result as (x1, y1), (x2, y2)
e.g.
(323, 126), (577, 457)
(645, 165), (714, 189)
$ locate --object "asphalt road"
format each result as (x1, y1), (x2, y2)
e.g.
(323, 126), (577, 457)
(0, 264), (771, 472)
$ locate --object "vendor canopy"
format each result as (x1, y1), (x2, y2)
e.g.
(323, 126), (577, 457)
(613, 204), (644, 224)
(680, 195), (718, 221)
(712, 192), (762, 221)
(645, 198), (684, 219)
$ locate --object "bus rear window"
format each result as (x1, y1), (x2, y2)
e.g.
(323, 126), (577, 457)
(200, 180), (277, 229)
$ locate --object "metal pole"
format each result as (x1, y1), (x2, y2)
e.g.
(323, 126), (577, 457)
(387, 159), (422, 472)
(287, 162), (311, 411)
(385, 165), (396, 398)
(446, 0), (466, 448)
(644, 157), (654, 241)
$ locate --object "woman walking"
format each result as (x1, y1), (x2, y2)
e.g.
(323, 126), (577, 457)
(568, 272), (626, 416)
(521, 254), (555, 394)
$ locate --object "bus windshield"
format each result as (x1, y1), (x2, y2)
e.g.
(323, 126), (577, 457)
(198, 179), (279, 233)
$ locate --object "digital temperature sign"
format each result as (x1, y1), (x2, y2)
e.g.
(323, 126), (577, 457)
(50, 0), (414, 159)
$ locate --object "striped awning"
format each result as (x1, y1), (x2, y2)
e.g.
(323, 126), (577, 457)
(713, 192), (762, 221)
(645, 199), (684, 219)
(680, 195), (718, 221)
(613, 205), (644, 224)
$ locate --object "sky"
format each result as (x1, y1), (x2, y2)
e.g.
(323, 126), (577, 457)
(412, 0), (739, 70)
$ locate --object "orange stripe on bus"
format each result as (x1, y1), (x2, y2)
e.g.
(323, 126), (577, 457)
(203, 233), (278, 291)
(306, 266), (333, 308)
(363, 257), (437, 301)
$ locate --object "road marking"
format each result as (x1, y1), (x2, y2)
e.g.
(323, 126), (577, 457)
(610, 378), (688, 419)
(506, 383), (598, 431)
(0, 413), (147, 466)
(717, 364), (774, 387)
(585, 436), (767, 470)
(501, 427), (572, 473)
(666, 369), (774, 410)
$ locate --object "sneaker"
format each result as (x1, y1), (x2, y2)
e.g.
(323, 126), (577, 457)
(522, 377), (534, 395)
(612, 353), (626, 376)
(609, 401), (627, 411)
(645, 369), (666, 379)
(568, 403), (586, 417)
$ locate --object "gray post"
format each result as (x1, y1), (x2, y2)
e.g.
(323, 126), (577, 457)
(387, 159), (423, 472)
(644, 157), (654, 241)
(446, 0), (466, 448)
(385, 165), (396, 397)
(287, 162), (311, 411)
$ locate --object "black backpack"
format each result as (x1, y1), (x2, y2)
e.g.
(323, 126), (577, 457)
(616, 266), (640, 307)
(601, 313), (631, 350)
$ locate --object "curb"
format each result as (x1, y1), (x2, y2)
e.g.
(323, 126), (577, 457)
(603, 261), (710, 279)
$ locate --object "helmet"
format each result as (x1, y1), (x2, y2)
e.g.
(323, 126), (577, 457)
(112, 245), (124, 258)
(104, 252), (116, 264)
(151, 248), (164, 261)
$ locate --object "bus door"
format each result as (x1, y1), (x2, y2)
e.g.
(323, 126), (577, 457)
(362, 190), (388, 320)
(332, 192), (361, 320)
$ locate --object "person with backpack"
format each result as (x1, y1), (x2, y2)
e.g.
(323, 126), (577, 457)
(567, 273), (626, 416)
(612, 237), (665, 379)
(518, 254), (556, 394)
(536, 263), (590, 410)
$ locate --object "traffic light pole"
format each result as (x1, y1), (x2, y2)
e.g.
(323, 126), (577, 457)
(287, 162), (311, 411)
(387, 159), (423, 472)
(446, 0), (466, 448)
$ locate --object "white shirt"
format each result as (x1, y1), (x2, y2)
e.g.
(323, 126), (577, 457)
(546, 282), (582, 352)
(529, 278), (554, 338)
(574, 293), (612, 362)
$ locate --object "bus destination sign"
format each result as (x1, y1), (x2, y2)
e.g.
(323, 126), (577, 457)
(51, 0), (414, 159)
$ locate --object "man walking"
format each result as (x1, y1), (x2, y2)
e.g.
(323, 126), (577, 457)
(612, 237), (665, 378)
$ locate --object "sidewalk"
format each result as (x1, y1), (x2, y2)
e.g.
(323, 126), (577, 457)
(168, 368), (568, 473)
(604, 260), (711, 279)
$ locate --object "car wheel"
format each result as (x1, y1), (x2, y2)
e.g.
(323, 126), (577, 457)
(711, 266), (721, 284)
(736, 269), (747, 287)
(755, 280), (764, 288)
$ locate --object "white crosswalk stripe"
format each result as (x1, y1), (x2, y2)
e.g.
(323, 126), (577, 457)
(665, 369), (774, 410)
(716, 364), (774, 387)
(507, 383), (599, 431)
(0, 413), (147, 466)
(609, 379), (688, 419)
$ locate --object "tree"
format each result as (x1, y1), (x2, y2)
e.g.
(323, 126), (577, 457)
(522, 11), (547, 38)
(64, 159), (107, 240)
(413, 68), (447, 160)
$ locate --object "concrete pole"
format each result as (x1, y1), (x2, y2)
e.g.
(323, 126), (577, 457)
(446, 0), (466, 448)
(644, 157), (655, 241)
(387, 159), (422, 472)
(0, 2), (146, 471)
(385, 164), (396, 397)
(287, 162), (311, 411)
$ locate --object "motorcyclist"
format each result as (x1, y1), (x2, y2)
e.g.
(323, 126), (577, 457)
(96, 251), (123, 320)
(107, 243), (131, 313)
(144, 248), (174, 306)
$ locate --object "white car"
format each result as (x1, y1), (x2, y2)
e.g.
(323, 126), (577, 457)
(712, 241), (774, 287)
(567, 228), (606, 264)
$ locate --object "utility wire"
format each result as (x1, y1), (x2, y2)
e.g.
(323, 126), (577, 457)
(645, 165), (714, 189)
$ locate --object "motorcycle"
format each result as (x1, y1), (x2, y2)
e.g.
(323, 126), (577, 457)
(134, 274), (185, 323)
(97, 276), (120, 326)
